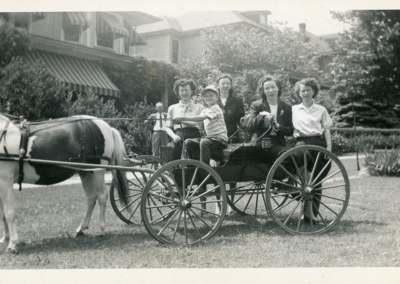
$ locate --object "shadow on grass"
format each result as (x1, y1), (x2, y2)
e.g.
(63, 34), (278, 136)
(17, 231), (153, 255)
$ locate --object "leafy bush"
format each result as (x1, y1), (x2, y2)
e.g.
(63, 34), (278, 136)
(364, 148), (400, 176)
(63, 89), (122, 125)
(0, 57), (67, 120)
(122, 102), (155, 155)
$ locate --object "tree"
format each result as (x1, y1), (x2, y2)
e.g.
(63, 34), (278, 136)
(0, 18), (30, 68)
(329, 11), (400, 128)
(179, 24), (322, 107)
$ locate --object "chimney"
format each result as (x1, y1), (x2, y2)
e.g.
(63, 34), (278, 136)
(299, 23), (308, 43)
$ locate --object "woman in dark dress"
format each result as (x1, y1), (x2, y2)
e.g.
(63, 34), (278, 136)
(216, 74), (245, 143)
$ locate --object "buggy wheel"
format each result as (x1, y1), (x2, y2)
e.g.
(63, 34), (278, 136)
(135, 155), (161, 170)
(227, 181), (288, 216)
(110, 168), (155, 225)
(141, 159), (226, 245)
(266, 145), (350, 235)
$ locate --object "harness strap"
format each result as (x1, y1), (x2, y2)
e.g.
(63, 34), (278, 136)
(0, 120), (10, 155)
(18, 120), (30, 191)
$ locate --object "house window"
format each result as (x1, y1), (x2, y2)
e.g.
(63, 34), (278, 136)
(172, 39), (179, 64)
(64, 25), (81, 42)
(124, 38), (130, 55)
(97, 33), (114, 49)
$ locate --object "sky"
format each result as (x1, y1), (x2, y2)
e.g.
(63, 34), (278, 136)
(1, 0), (400, 36)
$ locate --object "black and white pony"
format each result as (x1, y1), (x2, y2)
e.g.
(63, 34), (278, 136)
(0, 114), (129, 253)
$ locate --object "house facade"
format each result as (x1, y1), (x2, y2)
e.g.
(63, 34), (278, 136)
(135, 11), (337, 78)
(0, 12), (161, 97)
(135, 11), (271, 64)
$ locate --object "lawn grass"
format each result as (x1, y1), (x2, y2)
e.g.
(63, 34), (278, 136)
(0, 161), (399, 268)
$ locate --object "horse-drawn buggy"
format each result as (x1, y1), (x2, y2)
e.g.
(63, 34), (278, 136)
(0, 114), (350, 252)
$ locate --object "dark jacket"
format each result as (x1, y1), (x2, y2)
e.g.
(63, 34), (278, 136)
(217, 94), (245, 139)
(246, 99), (293, 146)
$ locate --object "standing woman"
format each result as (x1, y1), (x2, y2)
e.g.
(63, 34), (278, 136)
(216, 74), (245, 143)
(166, 79), (204, 161)
(292, 77), (333, 223)
(292, 78), (332, 151)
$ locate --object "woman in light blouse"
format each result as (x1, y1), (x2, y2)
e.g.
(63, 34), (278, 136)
(292, 77), (333, 224)
(166, 79), (204, 161)
(292, 78), (333, 151)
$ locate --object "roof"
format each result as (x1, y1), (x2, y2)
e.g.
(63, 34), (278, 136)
(136, 11), (270, 35)
(114, 12), (162, 27)
(306, 31), (338, 54)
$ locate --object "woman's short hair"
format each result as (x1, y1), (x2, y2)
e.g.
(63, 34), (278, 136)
(294, 78), (320, 98)
(257, 75), (282, 99)
(173, 79), (196, 98)
(216, 73), (234, 96)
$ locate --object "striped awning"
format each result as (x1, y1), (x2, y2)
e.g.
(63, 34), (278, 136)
(63, 12), (90, 30)
(24, 50), (120, 97)
(97, 12), (128, 39)
(31, 12), (47, 22)
(123, 21), (147, 46)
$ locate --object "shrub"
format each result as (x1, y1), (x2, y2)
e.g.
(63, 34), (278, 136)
(364, 148), (400, 177)
(0, 57), (67, 120)
(122, 102), (155, 155)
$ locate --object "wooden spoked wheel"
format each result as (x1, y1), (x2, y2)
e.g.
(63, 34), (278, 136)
(266, 145), (350, 235)
(110, 168), (155, 225)
(141, 160), (227, 245)
(227, 181), (288, 216)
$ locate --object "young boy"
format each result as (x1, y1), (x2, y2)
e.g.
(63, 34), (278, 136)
(173, 85), (228, 165)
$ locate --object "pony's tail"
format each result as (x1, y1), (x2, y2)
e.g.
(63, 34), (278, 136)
(110, 128), (129, 206)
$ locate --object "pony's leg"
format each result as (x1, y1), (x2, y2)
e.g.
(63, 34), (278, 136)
(0, 173), (19, 253)
(0, 198), (10, 244)
(76, 172), (98, 236)
(76, 171), (107, 236)
(92, 171), (108, 235)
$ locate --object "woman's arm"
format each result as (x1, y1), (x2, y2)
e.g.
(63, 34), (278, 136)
(324, 128), (332, 152)
(275, 104), (294, 136)
(174, 115), (208, 123)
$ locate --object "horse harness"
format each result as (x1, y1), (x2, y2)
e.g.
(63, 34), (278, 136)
(0, 117), (111, 191)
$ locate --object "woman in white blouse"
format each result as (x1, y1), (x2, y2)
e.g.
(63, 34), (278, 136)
(166, 79), (204, 160)
(292, 77), (333, 224)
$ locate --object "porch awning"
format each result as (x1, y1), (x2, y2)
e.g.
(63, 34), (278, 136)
(31, 12), (47, 22)
(97, 12), (128, 39)
(24, 50), (120, 97)
(124, 21), (147, 46)
(63, 12), (90, 30)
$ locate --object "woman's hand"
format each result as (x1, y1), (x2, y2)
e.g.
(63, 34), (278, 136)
(259, 111), (273, 117)
(327, 144), (332, 152)
(171, 134), (181, 143)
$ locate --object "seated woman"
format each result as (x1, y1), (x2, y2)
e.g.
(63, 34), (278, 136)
(246, 75), (294, 160)
(165, 79), (204, 161)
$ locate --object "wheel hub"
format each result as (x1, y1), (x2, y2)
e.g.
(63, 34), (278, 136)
(304, 186), (314, 195)
(181, 199), (192, 209)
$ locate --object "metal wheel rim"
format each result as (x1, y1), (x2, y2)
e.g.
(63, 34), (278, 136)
(266, 145), (350, 235)
(110, 168), (155, 225)
(141, 159), (227, 245)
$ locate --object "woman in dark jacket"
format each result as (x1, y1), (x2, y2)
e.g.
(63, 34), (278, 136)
(216, 74), (245, 143)
(246, 75), (293, 158)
